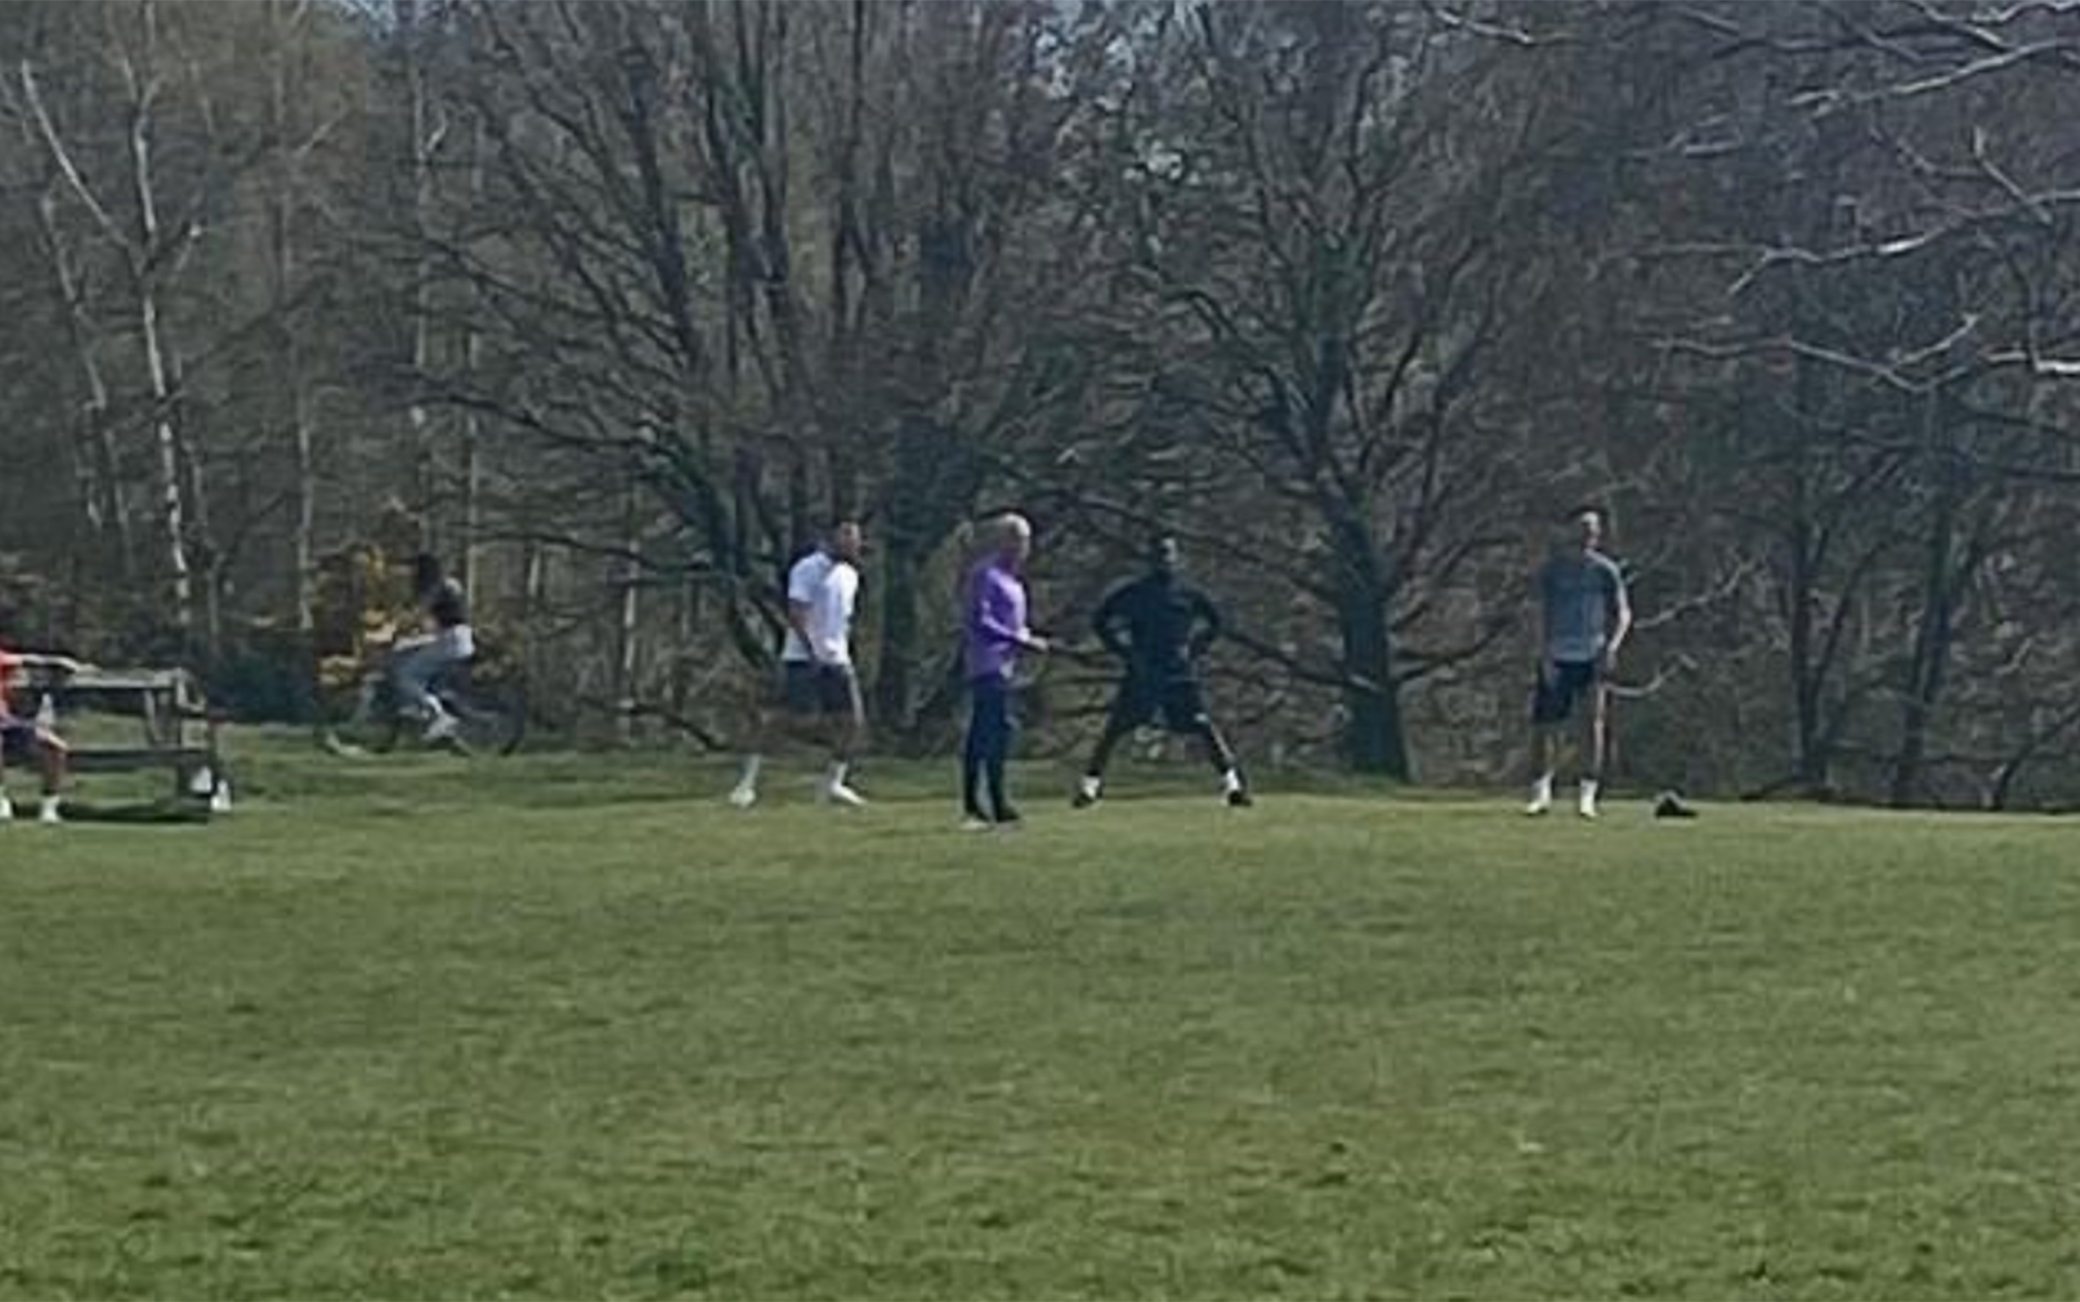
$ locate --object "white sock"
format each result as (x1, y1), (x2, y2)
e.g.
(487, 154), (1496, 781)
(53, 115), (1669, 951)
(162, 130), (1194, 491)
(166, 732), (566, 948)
(1220, 769), (1243, 795)
(1580, 778), (1600, 805)
(0, 795), (13, 821)
(1531, 772), (1554, 801)
(39, 795), (60, 820)
(1079, 775), (1102, 799)
(826, 760), (850, 790)
(736, 755), (762, 792)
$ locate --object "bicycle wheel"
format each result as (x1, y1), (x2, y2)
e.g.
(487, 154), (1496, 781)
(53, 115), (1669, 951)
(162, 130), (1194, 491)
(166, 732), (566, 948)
(454, 679), (526, 756)
(320, 674), (398, 755)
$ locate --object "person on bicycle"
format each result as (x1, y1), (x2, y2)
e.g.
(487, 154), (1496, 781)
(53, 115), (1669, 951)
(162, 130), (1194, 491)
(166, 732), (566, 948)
(1073, 533), (1250, 809)
(392, 553), (474, 743)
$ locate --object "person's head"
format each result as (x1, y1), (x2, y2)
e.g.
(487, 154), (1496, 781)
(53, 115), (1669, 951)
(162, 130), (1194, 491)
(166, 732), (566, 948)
(827, 519), (865, 564)
(1149, 532), (1181, 577)
(412, 552), (444, 596)
(1568, 507), (1604, 554)
(990, 512), (1034, 570)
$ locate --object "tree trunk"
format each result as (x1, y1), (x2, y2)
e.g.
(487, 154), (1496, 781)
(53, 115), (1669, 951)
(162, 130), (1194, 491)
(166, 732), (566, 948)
(128, 106), (196, 637)
(1336, 581), (1409, 779)
(31, 184), (134, 579)
(1889, 393), (1961, 808)
(270, 0), (316, 637)
(614, 474), (641, 745)
(873, 532), (922, 737)
(404, 0), (441, 536)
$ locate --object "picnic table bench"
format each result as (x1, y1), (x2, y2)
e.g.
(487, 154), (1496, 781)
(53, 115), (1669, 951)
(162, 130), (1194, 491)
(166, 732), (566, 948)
(10, 664), (228, 809)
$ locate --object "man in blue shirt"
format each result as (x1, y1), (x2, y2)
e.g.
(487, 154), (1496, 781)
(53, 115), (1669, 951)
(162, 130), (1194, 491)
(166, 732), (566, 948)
(1527, 508), (1632, 819)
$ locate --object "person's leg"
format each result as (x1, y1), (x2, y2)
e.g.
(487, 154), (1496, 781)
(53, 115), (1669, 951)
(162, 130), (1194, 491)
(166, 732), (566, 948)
(820, 668), (867, 806)
(961, 678), (996, 823)
(419, 643), (472, 739)
(1164, 679), (1246, 803)
(985, 677), (1016, 824)
(1577, 670), (1608, 819)
(390, 637), (441, 721)
(32, 730), (66, 823)
(731, 697), (768, 806)
(1192, 715), (1249, 806)
(1527, 673), (1563, 815)
(0, 723), (14, 821)
(732, 669), (794, 802)
(1076, 683), (1142, 807)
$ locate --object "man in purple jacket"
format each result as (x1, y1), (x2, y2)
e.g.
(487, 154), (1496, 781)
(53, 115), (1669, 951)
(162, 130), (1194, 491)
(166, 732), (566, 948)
(962, 513), (1049, 829)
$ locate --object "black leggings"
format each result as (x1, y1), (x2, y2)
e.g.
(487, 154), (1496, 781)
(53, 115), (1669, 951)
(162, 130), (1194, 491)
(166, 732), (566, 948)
(963, 674), (1015, 820)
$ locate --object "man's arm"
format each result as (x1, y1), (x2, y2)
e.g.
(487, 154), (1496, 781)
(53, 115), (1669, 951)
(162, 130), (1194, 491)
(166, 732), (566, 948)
(1092, 586), (1131, 660)
(1531, 563), (1556, 682)
(786, 600), (816, 653)
(973, 578), (1046, 652)
(785, 561), (823, 662)
(1189, 587), (1224, 659)
(1603, 564), (1634, 667)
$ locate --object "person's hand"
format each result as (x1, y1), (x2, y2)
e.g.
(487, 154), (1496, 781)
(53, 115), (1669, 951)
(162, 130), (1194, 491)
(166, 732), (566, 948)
(1599, 647), (1620, 677)
(1026, 634), (1051, 655)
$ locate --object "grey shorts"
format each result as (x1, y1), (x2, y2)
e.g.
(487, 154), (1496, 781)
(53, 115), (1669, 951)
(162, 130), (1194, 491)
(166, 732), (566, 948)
(1532, 659), (1603, 725)
(781, 662), (862, 722)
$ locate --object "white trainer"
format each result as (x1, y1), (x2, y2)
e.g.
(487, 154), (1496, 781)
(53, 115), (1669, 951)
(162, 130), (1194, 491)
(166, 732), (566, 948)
(823, 783), (868, 809)
(1525, 777), (1554, 817)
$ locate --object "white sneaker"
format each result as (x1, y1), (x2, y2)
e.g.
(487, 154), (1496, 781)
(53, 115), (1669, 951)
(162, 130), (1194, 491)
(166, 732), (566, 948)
(727, 784), (758, 810)
(823, 783), (867, 809)
(959, 816), (994, 833)
(1525, 780), (1554, 817)
(1578, 781), (1600, 820)
(424, 713), (460, 743)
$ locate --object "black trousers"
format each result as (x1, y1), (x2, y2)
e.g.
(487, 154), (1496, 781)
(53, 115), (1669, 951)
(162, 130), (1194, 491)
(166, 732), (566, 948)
(963, 674), (1015, 820)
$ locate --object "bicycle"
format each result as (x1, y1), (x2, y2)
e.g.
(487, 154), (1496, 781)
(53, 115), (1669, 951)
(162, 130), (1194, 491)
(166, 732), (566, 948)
(320, 633), (526, 757)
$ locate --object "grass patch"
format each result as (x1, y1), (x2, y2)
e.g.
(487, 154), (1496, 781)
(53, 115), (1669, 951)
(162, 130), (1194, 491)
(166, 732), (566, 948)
(3, 737), (2078, 1298)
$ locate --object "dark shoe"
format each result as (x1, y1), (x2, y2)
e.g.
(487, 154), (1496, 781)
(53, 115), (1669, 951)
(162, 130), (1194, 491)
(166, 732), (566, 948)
(1226, 788), (1254, 808)
(1654, 790), (1699, 819)
(1072, 789), (1099, 809)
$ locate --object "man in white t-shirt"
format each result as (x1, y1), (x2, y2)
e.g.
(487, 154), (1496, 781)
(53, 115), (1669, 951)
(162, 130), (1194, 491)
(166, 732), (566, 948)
(730, 520), (869, 808)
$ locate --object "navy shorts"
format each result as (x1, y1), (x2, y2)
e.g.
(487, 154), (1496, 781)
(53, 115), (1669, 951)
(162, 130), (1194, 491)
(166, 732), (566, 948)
(0, 715), (51, 764)
(781, 662), (862, 722)
(1108, 673), (1212, 734)
(1531, 659), (1603, 725)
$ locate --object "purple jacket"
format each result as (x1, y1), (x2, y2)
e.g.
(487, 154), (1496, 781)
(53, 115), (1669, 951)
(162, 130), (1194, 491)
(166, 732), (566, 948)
(965, 560), (1030, 681)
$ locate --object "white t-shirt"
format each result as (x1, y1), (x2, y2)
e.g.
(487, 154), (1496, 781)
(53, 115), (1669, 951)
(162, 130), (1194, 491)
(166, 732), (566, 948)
(781, 549), (860, 666)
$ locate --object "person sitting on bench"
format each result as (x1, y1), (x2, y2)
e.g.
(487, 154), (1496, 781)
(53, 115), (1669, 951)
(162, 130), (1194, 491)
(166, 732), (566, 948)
(0, 642), (79, 825)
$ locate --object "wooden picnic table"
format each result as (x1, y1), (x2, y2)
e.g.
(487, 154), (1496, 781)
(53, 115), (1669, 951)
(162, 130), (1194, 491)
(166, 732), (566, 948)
(10, 664), (226, 805)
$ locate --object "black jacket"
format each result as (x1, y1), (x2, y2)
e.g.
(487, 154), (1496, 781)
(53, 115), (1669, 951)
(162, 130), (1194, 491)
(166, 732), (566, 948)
(1093, 572), (1222, 679)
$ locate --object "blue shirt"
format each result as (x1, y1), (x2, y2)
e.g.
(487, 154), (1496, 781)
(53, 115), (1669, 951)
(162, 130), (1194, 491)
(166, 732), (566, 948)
(1540, 550), (1626, 662)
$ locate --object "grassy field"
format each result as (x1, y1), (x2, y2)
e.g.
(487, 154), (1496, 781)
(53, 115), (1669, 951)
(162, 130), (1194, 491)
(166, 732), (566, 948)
(5, 741), (2080, 1300)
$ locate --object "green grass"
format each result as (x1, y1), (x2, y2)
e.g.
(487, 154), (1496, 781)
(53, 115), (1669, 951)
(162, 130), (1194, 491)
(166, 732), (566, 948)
(6, 739), (2080, 1299)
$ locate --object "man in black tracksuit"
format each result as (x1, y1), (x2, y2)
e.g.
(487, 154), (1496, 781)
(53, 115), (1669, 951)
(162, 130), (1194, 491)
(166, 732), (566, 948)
(1074, 535), (1251, 809)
